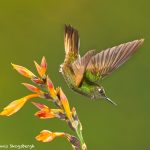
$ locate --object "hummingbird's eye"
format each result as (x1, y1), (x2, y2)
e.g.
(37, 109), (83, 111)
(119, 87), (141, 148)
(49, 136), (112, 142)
(98, 88), (103, 94)
(98, 88), (106, 96)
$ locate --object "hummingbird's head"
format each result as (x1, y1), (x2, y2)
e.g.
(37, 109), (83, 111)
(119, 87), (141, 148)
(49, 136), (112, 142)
(94, 86), (117, 106)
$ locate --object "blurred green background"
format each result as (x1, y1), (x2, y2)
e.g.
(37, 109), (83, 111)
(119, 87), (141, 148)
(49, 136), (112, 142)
(0, 0), (149, 150)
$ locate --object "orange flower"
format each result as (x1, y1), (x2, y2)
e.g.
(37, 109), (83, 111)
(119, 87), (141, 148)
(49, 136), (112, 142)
(35, 108), (63, 119)
(32, 102), (46, 110)
(22, 83), (41, 93)
(41, 56), (47, 71)
(59, 88), (72, 120)
(32, 102), (64, 119)
(34, 56), (47, 77)
(11, 63), (36, 78)
(46, 76), (57, 99)
(0, 94), (39, 116)
(36, 130), (65, 142)
(35, 108), (55, 119)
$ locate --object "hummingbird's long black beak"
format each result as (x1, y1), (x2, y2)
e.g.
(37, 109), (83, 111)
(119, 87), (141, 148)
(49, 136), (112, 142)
(105, 97), (117, 106)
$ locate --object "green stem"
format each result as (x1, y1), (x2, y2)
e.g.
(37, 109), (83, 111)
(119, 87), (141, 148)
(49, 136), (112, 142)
(75, 127), (85, 149)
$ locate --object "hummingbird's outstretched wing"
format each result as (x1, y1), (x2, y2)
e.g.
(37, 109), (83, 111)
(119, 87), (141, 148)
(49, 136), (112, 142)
(64, 25), (80, 63)
(86, 39), (144, 82)
(71, 50), (97, 86)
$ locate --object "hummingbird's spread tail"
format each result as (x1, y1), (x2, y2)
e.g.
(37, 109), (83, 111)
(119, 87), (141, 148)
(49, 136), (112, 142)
(64, 25), (80, 63)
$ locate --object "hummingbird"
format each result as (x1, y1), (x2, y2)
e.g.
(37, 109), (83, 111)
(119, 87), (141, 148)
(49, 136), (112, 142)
(60, 25), (144, 105)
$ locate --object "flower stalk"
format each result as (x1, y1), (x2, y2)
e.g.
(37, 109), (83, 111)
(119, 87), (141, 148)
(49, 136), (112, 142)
(0, 57), (87, 150)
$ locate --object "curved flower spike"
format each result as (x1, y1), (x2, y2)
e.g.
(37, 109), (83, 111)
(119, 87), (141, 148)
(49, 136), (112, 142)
(0, 94), (39, 116)
(36, 130), (65, 142)
(59, 88), (72, 120)
(11, 63), (36, 78)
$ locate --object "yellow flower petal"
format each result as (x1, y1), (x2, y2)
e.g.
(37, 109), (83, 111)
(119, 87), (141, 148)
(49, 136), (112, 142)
(11, 63), (36, 78)
(32, 102), (64, 119)
(22, 83), (41, 93)
(46, 76), (57, 99)
(36, 130), (65, 142)
(59, 88), (72, 120)
(0, 94), (39, 116)
(34, 108), (56, 119)
(34, 61), (45, 77)
(32, 102), (48, 110)
(34, 57), (47, 77)
(41, 56), (47, 70)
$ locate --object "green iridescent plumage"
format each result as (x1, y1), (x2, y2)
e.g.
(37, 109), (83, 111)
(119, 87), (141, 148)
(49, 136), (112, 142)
(60, 25), (144, 105)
